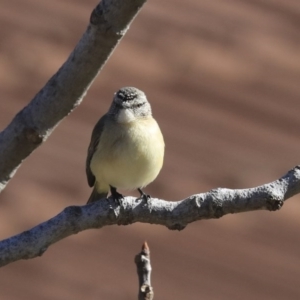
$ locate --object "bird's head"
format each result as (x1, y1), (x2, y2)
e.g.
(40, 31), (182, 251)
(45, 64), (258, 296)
(109, 87), (152, 123)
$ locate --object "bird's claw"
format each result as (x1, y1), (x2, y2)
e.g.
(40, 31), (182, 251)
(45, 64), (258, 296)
(113, 192), (124, 205)
(137, 188), (151, 203)
(110, 186), (124, 205)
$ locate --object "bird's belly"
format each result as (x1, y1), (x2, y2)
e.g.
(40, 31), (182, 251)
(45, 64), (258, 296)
(90, 118), (164, 190)
(104, 149), (161, 189)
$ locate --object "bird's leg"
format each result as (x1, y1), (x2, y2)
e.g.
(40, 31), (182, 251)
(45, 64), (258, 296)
(137, 188), (151, 202)
(110, 186), (124, 204)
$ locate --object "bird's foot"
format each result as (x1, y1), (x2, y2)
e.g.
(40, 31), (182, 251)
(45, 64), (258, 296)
(110, 186), (124, 205)
(137, 188), (151, 203)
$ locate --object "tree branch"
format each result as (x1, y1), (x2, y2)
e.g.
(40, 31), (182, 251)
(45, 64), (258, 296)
(0, 166), (299, 267)
(0, 0), (147, 192)
(135, 242), (154, 300)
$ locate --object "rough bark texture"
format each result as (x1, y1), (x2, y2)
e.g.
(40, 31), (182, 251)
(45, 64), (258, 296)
(0, 0), (146, 192)
(0, 165), (299, 267)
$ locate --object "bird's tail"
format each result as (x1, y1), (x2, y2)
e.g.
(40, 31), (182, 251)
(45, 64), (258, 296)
(87, 187), (108, 204)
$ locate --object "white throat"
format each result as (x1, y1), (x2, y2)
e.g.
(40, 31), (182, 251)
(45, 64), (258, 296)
(117, 109), (136, 123)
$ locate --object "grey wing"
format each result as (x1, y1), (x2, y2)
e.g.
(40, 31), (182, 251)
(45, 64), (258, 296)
(86, 114), (108, 187)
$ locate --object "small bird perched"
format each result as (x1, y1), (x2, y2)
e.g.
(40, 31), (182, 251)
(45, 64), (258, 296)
(86, 87), (165, 203)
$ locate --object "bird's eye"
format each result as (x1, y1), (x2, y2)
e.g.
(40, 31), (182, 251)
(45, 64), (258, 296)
(135, 102), (144, 108)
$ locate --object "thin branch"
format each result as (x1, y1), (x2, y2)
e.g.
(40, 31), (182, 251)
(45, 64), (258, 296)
(135, 242), (154, 300)
(0, 166), (299, 267)
(0, 0), (147, 192)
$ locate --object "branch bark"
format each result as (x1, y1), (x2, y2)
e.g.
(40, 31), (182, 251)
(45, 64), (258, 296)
(0, 166), (299, 267)
(0, 0), (147, 192)
(135, 242), (154, 300)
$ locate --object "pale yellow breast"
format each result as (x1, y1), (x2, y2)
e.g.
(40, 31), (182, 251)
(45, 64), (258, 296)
(90, 117), (164, 190)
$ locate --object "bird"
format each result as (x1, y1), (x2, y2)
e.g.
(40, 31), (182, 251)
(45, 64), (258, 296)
(86, 87), (165, 204)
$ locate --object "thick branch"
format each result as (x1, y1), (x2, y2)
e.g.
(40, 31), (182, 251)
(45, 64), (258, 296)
(135, 242), (154, 300)
(0, 0), (146, 192)
(0, 166), (299, 267)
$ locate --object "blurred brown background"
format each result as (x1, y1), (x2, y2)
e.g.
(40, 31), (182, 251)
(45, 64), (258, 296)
(0, 0), (300, 299)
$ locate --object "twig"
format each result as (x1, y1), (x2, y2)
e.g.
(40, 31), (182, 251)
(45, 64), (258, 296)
(135, 242), (154, 300)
